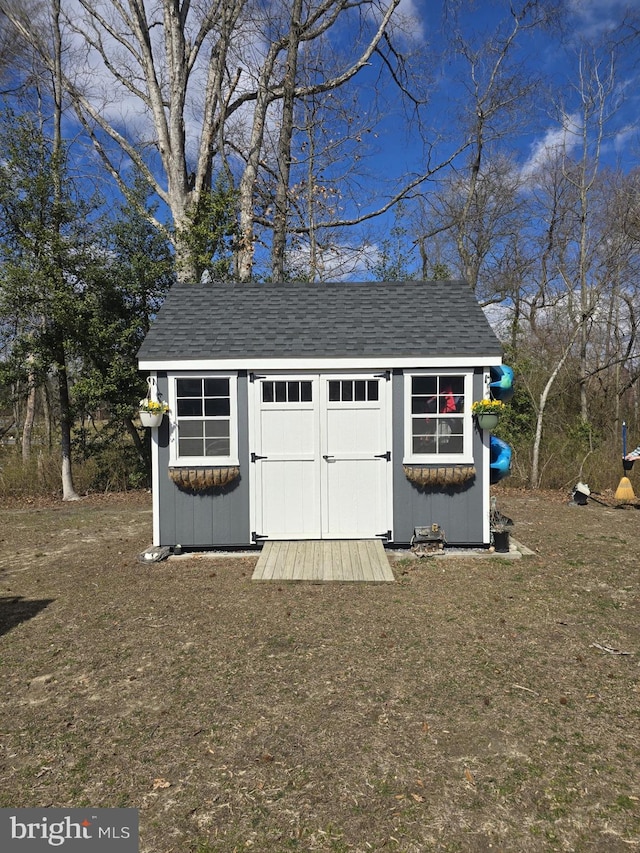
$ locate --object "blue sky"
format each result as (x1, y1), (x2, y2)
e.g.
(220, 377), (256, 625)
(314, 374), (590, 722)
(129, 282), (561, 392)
(45, 0), (640, 280)
(369, 0), (639, 183)
(315, 0), (640, 278)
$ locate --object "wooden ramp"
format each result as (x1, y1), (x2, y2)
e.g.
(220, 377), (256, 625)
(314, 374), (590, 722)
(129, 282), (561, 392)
(252, 539), (395, 583)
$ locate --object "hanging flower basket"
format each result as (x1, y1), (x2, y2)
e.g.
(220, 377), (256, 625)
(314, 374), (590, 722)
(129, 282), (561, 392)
(138, 398), (169, 428)
(471, 399), (504, 431)
(139, 410), (165, 428)
(476, 412), (500, 431)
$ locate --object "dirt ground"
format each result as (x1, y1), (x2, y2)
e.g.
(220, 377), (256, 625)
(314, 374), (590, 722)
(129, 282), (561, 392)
(0, 487), (638, 853)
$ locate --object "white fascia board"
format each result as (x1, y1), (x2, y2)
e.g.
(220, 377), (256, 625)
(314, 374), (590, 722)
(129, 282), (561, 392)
(139, 355), (503, 372)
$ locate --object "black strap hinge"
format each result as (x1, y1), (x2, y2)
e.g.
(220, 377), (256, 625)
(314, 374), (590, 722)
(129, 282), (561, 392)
(376, 530), (392, 540)
(374, 370), (391, 380)
(249, 372), (267, 383)
(252, 531), (268, 542)
(251, 452), (268, 462)
(374, 451), (391, 461)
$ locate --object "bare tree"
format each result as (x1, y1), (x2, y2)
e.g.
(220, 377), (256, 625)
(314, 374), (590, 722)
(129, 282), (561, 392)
(437, 0), (558, 292)
(271, 50), (420, 281)
(235, 0), (414, 280)
(270, 0), (304, 282)
(0, 0), (81, 498)
(418, 154), (529, 303)
(0, 0), (37, 88)
(557, 45), (620, 422)
(529, 319), (583, 489)
(52, 0), (79, 499)
(1, 0), (426, 283)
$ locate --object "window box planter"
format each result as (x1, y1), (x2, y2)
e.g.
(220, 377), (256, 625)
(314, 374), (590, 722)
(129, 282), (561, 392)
(403, 464), (476, 487)
(169, 466), (240, 491)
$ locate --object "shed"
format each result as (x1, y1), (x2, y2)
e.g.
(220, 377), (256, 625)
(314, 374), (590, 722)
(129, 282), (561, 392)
(137, 280), (503, 549)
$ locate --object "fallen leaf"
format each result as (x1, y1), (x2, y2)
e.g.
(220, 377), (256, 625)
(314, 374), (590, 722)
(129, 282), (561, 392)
(464, 768), (475, 785)
(411, 793), (425, 802)
(152, 778), (171, 790)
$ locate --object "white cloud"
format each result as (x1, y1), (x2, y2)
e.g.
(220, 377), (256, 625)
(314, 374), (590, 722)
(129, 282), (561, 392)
(520, 112), (583, 179)
(286, 240), (379, 282)
(393, 0), (428, 43)
(613, 123), (638, 153)
(567, 0), (632, 39)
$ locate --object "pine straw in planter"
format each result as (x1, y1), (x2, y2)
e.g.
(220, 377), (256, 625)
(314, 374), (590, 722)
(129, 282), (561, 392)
(403, 464), (476, 487)
(168, 466), (240, 491)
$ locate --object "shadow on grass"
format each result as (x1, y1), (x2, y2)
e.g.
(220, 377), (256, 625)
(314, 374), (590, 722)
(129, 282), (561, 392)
(0, 596), (54, 637)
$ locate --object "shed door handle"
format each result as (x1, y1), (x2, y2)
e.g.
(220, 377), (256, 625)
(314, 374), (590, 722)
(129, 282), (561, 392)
(323, 454), (335, 461)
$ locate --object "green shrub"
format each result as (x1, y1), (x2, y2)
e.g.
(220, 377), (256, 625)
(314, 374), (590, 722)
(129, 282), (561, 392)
(0, 422), (149, 497)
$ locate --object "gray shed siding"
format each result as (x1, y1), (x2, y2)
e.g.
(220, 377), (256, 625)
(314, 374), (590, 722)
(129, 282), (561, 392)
(152, 368), (489, 548)
(155, 373), (251, 548)
(391, 371), (487, 545)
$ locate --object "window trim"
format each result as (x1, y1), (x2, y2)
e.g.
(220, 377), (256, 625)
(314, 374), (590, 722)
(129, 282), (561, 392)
(403, 370), (474, 464)
(260, 378), (314, 405)
(327, 378), (380, 405)
(168, 371), (239, 466)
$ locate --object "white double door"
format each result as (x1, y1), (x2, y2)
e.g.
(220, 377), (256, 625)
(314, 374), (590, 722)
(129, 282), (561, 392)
(252, 373), (392, 539)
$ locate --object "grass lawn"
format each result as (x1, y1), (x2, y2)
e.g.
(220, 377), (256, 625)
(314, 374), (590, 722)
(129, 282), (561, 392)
(0, 488), (638, 852)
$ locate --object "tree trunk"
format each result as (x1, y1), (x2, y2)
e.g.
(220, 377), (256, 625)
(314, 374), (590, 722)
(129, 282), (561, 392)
(530, 323), (582, 489)
(43, 382), (52, 449)
(236, 45), (278, 282)
(174, 221), (199, 284)
(22, 371), (36, 463)
(57, 354), (80, 501)
(53, 0), (79, 501)
(271, 0), (303, 282)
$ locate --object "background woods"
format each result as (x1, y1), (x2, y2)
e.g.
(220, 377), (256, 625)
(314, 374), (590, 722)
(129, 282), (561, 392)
(0, 0), (639, 496)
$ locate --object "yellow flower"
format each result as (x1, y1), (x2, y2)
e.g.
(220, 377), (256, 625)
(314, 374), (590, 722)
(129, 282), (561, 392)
(471, 398), (505, 415)
(139, 399), (169, 414)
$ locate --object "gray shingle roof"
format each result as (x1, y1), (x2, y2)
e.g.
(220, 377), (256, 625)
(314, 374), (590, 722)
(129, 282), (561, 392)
(137, 280), (502, 362)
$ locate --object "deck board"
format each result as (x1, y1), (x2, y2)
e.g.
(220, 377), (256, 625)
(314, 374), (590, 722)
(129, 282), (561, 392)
(252, 539), (395, 582)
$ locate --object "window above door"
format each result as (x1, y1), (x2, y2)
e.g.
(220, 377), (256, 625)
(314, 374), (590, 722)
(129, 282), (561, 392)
(328, 379), (379, 403)
(261, 379), (313, 404)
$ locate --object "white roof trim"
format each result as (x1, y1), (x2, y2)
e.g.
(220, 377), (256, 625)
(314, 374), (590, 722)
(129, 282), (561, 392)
(139, 356), (502, 371)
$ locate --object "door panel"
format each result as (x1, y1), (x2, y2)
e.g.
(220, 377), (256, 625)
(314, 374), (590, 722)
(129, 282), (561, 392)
(253, 373), (391, 539)
(325, 406), (385, 454)
(259, 458), (320, 538)
(260, 406), (316, 456)
(322, 378), (389, 537)
(322, 458), (387, 537)
(254, 377), (320, 538)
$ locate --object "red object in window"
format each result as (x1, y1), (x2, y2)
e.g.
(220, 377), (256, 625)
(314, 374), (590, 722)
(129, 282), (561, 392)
(440, 386), (456, 413)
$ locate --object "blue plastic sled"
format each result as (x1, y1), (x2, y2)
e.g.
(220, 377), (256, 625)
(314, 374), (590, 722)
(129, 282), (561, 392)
(490, 435), (512, 483)
(490, 364), (514, 402)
